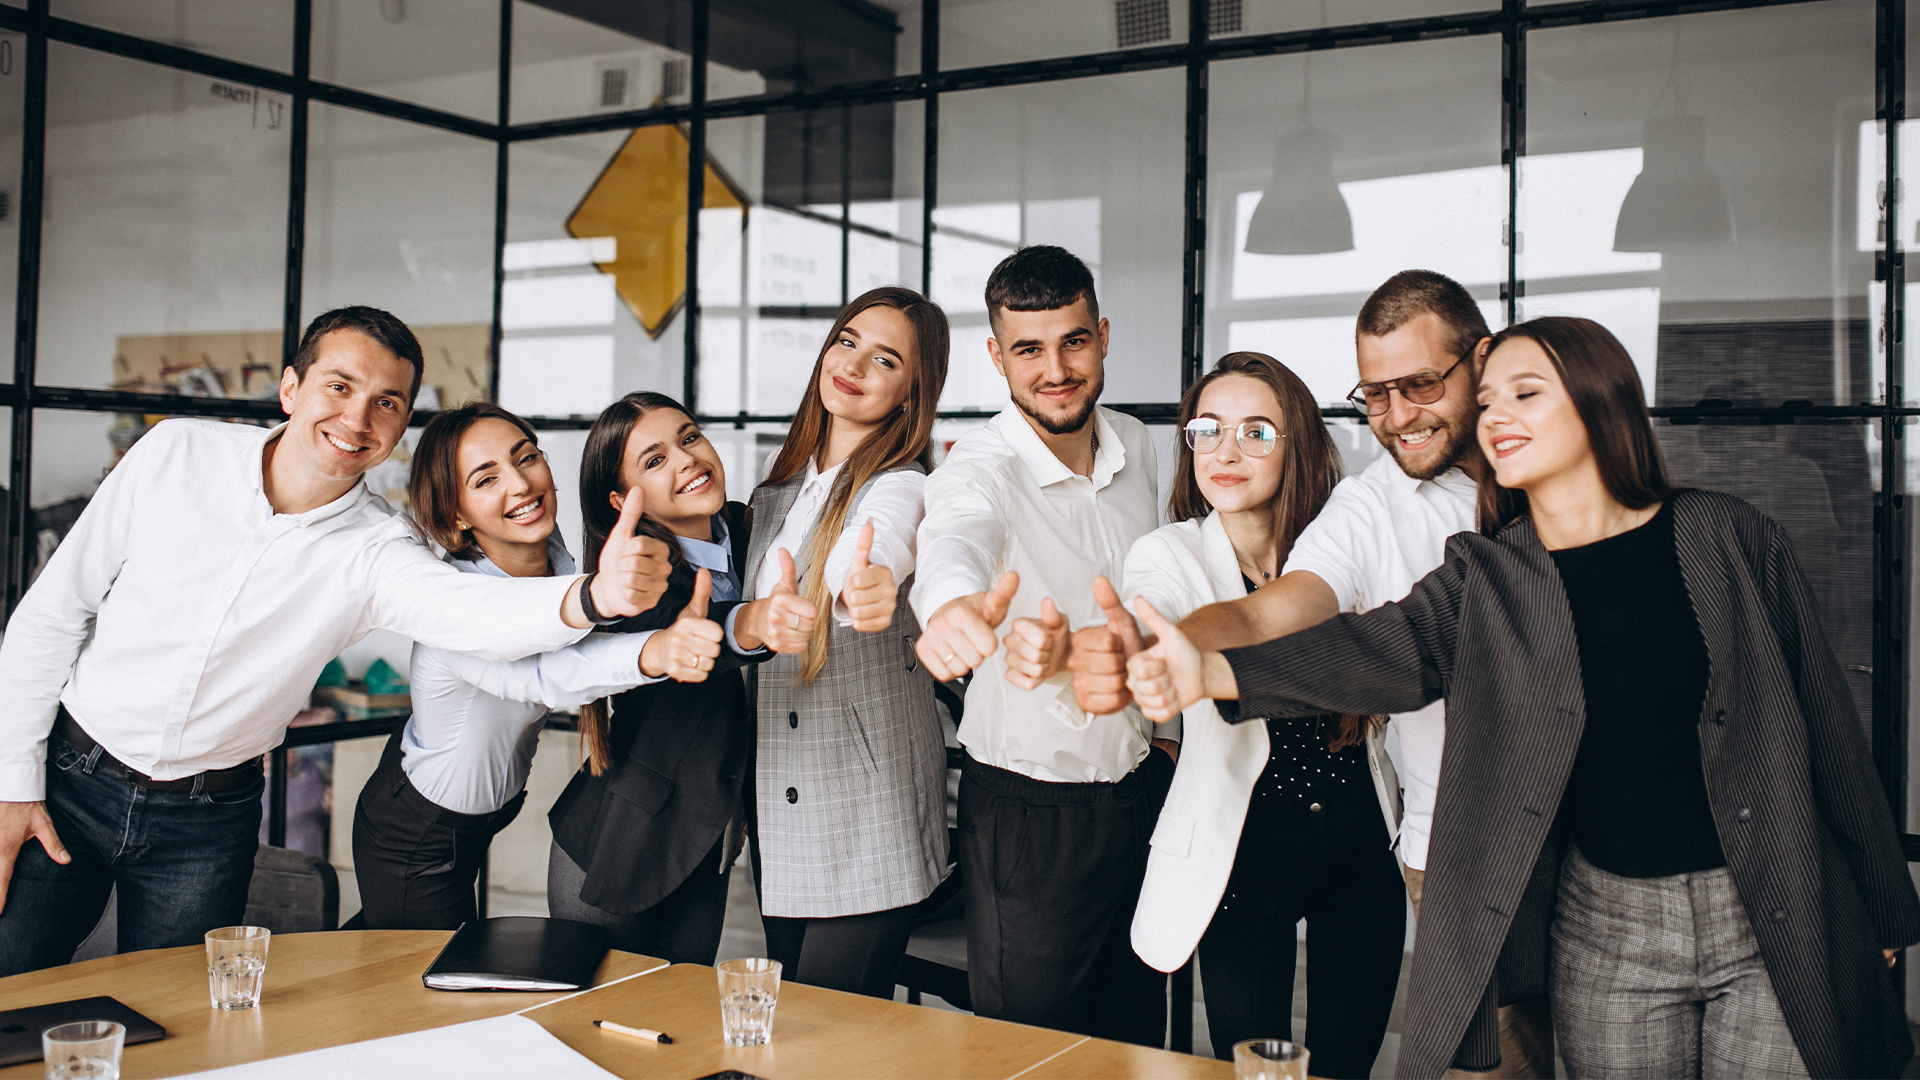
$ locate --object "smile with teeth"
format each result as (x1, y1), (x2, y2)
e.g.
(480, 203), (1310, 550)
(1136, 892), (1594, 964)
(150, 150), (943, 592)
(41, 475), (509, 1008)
(505, 497), (544, 522)
(325, 432), (367, 454)
(1493, 436), (1528, 454)
(677, 471), (712, 496)
(1397, 428), (1437, 447)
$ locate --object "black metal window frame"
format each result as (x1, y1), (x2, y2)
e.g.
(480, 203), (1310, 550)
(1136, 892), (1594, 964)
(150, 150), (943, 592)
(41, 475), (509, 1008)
(0, 0), (1911, 854)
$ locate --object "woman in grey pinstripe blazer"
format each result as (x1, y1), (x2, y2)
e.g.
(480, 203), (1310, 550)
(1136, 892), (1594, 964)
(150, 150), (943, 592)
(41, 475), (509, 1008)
(1129, 316), (1920, 1079)
(743, 287), (953, 999)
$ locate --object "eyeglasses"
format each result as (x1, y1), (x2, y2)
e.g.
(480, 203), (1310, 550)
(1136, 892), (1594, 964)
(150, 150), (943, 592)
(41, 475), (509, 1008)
(1345, 347), (1474, 416)
(1184, 418), (1282, 457)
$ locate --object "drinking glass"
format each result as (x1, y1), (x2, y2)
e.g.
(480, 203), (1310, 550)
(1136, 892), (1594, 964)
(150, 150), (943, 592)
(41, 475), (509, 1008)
(1234, 1038), (1309, 1080)
(205, 926), (270, 1010)
(42, 1020), (123, 1080)
(716, 957), (781, 1046)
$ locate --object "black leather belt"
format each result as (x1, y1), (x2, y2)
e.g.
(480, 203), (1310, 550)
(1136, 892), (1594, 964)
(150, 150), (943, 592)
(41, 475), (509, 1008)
(53, 708), (262, 793)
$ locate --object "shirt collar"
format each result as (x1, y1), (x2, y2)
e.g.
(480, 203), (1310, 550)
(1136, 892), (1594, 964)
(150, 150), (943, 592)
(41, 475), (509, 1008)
(1380, 454), (1477, 500)
(257, 422), (373, 527)
(457, 533), (576, 578)
(801, 457), (844, 496)
(676, 514), (734, 575)
(992, 405), (1126, 491)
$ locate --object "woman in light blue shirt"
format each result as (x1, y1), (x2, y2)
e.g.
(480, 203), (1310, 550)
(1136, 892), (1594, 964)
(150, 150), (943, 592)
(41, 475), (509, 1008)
(350, 403), (718, 929)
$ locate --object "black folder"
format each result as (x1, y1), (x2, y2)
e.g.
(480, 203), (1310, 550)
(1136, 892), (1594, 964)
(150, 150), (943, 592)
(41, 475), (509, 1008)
(422, 917), (611, 992)
(0, 996), (165, 1066)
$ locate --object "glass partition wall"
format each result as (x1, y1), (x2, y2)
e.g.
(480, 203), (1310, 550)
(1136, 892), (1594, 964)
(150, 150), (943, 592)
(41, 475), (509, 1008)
(0, 1), (1915, 884)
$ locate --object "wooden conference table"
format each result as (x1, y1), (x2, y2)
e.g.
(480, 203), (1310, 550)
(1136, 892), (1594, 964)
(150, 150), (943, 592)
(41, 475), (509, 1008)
(0, 931), (1231, 1079)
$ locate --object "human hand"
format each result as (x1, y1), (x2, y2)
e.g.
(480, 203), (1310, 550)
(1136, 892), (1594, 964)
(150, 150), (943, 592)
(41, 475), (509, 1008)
(1068, 576), (1149, 714)
(1003, 597), (1070, 691)
(591, 487), (674, 618)
(1127, 597), (1207, 723)
(737, 549), (817, 654)
(841, 521), (898, 633)
(639, 569), (723, 682)
(0, 800), (66, 915)
(914, 572), (1019, 682)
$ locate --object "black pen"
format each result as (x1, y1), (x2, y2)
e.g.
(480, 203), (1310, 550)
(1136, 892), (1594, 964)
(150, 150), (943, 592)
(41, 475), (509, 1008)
(595, 1020), (674, 1044)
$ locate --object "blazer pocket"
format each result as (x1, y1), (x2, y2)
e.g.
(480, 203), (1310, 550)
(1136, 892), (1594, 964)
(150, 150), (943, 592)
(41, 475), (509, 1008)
(1149, 812), (1195, 858)
(606, 759), (677, 816)
(844, 701), (881, 777)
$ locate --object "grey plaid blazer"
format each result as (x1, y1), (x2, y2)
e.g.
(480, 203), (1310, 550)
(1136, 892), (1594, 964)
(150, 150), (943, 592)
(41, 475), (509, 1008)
(744, 465), (949, 918)
(1220, 489), (1920, 1079)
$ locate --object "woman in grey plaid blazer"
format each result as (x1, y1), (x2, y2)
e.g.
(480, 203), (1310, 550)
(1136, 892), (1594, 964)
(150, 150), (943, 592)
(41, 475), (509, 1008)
(742, 287), (953, 999)
(1130, 317), (1920, 1079)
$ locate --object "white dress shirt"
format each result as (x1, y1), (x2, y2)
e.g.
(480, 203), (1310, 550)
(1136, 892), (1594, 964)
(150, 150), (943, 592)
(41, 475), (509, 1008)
(400, 536), (661, 816)
(752, 458), (923, 624)
(0, 418), (586, 801)
(912, 406), (1160, 784)
(1279, 452), (1478, 870)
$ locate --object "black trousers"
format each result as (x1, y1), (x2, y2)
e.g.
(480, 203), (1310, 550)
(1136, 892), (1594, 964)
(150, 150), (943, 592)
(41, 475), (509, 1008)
(957, 749), (1173, 1047)
(1196, 785), (1407, 1079)
(350, 728), (526, 930)
(547, 835), (732, 965)
(760, 906), (917, 999)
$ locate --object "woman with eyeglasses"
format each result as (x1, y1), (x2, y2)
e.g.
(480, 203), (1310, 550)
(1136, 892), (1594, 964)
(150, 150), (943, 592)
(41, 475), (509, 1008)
(351, 403), (709, 930)
(1080, 353), (1405, 1076)
(1129, 319), (1920, 1079)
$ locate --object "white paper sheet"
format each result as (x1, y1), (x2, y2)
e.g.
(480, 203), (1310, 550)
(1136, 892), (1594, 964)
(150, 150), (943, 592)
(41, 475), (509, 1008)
(181, 1013), (617, 1079)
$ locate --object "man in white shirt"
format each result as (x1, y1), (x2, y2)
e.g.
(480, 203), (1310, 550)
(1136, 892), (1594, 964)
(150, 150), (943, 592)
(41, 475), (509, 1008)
(1077, 270), (1553, 1077)
(911, 246), (1170, 1045)
(0, 306), (673, 975)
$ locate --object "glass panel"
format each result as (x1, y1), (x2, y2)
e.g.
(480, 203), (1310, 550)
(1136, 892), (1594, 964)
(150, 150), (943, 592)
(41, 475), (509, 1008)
(1204, 35), (1504, 408)
(943, 0), (1188, 68)
(505, 127), (686, 417)
(304, 103), (495, 408)
(700, 101), (925, 418)
(510, 0), (697, 126)
(312, 0), (498, 122)
(0, 30), (22, 372)
(1520, 2), (1874, 408)
(708, 0), (912, 100)
(39, 44), (288, 391)
(934, 69), (1185, 410)
(1212, 1), (1487, 39)
(53, 1), (294, 72)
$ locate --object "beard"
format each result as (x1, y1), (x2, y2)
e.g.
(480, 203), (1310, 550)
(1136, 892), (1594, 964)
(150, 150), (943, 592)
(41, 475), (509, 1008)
(1377, 406), (1474, 481)
(1012, 371), (1104, 436)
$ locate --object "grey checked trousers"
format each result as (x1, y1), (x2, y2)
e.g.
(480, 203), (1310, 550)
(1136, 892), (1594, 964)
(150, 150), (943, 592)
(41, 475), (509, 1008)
(1549, 846), (1808, 1079)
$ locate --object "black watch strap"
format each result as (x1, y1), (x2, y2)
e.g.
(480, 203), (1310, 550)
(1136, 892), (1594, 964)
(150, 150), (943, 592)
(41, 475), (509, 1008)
(579, 572), (624, 626)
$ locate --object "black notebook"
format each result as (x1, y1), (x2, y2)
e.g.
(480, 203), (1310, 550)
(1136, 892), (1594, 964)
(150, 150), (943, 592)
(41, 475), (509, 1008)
(0, 996), (165, 1066)
(422, 917), (611, 992)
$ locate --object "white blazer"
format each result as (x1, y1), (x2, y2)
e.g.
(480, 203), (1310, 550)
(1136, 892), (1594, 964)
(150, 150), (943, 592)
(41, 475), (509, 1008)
(1127, 512), (1403, 973)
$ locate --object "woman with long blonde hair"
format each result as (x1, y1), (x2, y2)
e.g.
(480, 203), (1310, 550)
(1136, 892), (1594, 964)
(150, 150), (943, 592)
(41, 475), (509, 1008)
(743, 285), (952, 998)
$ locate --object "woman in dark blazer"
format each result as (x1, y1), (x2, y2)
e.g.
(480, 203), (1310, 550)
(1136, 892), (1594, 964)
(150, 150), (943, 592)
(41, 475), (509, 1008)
(1128, 316), (1920, 1079)
(546, 391), (815, 964)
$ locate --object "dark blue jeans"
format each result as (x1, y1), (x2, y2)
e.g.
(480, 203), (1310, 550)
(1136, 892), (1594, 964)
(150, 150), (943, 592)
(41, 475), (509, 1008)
(0, 734), (263, 977)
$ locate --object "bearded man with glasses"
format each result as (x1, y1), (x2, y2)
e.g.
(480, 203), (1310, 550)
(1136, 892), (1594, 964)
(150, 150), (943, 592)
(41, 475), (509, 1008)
(1072, 269), (1553, 1078)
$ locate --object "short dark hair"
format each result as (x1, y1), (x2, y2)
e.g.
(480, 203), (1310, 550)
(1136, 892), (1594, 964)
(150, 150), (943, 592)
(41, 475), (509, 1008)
(292, 306), (425, 400)
(984, 245), (1100, 335)
(1356, 270), (1490, 360)
(408, 402), (540, 560)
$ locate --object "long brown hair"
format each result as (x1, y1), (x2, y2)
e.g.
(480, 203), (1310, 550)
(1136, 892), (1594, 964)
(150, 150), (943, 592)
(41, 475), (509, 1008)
(1476, 316), (1673, 535)
(763, 286), (950, 684)
(407, 402), (540, 560)
(575, 391), (703, 775)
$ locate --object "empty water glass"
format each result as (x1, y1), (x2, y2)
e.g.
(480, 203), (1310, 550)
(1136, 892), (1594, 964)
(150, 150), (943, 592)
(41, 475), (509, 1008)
(205, 926), (270, 1010)
(42, 1020), (123, 1080)
(1234, 1039), (1309, 1080)
(716, 958), (780, 1046)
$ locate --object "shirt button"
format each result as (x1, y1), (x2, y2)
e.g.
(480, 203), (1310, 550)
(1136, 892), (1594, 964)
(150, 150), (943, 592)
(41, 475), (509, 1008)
(1770, 908), (1787, 923)
(1736, 807), (1752, 822)
(1309, 802), (1323, 813)
(1712, 709), (1728, 726)
(788, 711), (798, 729)
(786, 787), (798, 804)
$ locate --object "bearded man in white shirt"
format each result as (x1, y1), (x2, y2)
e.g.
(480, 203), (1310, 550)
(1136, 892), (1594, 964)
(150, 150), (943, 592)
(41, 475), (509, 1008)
(911, 245), (1172, 1046)
(1073, 270), (1555, 1078)
(0, 306), (672, 976)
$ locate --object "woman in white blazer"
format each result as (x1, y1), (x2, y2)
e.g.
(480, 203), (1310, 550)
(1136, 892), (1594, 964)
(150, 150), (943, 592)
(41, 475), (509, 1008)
(1121, 353), (1406, 1076)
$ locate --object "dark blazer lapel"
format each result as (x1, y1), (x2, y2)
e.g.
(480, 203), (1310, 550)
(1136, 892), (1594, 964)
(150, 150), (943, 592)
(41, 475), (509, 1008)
(1669, 494), (1738, 771)
(744, 475), (805, 602)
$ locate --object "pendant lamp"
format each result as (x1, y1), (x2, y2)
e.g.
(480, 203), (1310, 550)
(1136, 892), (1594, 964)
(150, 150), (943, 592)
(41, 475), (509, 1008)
(1243, 126), (1355, 255)
(1612, 114), (1734, 251)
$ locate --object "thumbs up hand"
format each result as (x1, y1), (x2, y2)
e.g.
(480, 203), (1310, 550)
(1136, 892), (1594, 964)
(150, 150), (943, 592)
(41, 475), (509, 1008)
(734, 549), (819, 655)
(1069, 576), (1149, 715)
(914, 571), (1020, 683)
(1003, 597), (1071, 691)
(1126, 597), (1215, 723)
(587, 487), (673, 619)
(638, 568), (724, 682)
(841, 520), (899, 633)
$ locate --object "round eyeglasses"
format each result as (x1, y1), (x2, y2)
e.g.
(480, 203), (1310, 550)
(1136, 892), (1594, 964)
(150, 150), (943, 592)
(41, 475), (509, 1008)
(1184, 418), (1282, 457)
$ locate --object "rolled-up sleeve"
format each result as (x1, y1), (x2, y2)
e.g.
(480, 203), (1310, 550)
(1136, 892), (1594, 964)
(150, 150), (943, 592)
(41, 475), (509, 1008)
(910, 465), (1006, 627)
